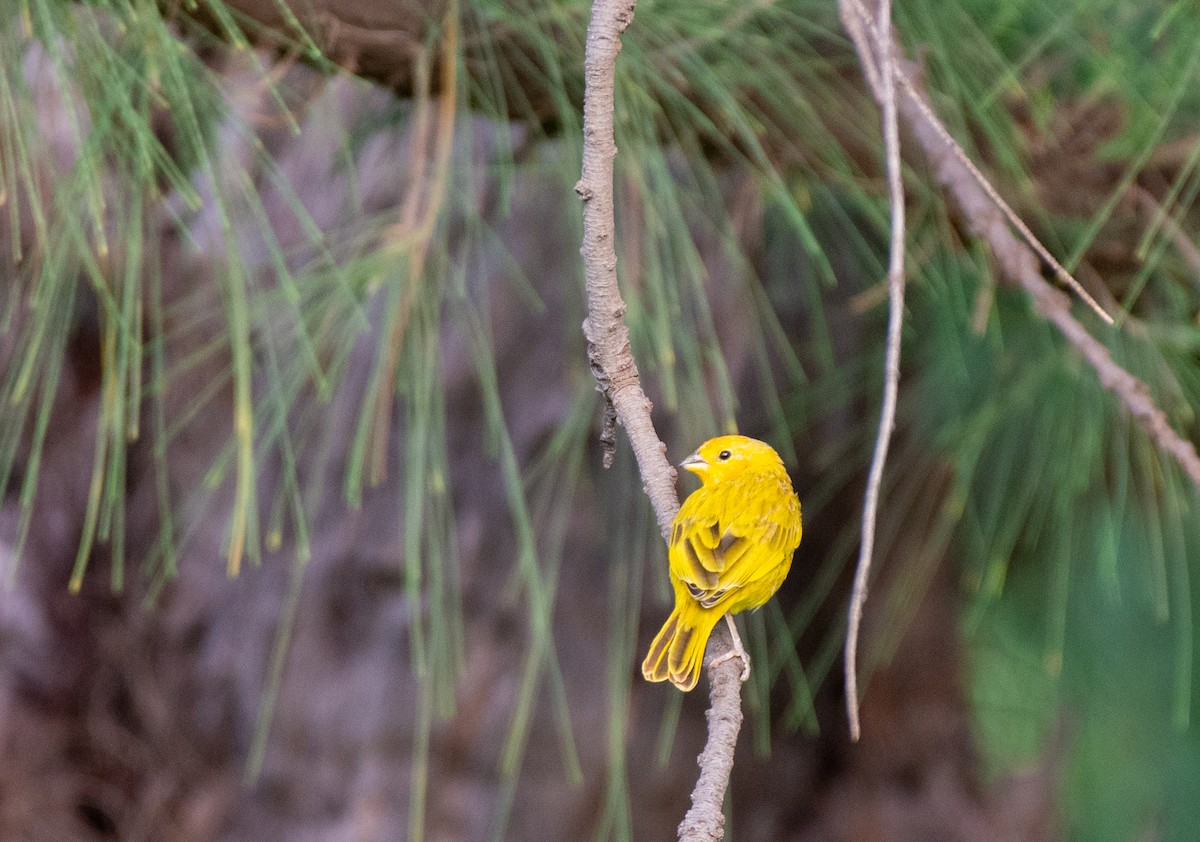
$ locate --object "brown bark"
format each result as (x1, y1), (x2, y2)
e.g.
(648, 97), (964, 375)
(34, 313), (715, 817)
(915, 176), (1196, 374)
(577, 0), (745, 838)
(174, 0), (570, 124)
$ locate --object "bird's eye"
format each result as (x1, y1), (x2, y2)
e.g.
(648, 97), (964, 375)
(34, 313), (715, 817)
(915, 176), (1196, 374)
(718, 449), (732, 461)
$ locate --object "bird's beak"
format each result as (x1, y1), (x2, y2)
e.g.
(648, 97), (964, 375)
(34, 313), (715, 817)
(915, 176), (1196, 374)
(679, 451), (706, 473)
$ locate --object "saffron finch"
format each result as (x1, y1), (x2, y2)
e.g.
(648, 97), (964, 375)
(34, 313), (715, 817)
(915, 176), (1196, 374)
(642, 435), (802, 691)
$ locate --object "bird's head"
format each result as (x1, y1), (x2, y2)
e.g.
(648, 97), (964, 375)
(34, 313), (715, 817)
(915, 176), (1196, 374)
(679, 435), (785, 485)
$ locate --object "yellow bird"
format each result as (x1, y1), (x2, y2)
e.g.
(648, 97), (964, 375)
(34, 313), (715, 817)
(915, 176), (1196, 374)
(642, 435), (802, 691)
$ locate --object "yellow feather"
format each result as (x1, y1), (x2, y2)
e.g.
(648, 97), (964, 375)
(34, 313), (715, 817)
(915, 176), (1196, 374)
(642, 435), (802, 691)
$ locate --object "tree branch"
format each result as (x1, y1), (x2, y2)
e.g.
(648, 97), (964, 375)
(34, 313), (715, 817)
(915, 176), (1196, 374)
(838, 0), (1200, 740)
(841, 0), (906, 745)
(577, 0), (744, 838)
(677, 620), (744, 842)
(577, 0), (679, 538)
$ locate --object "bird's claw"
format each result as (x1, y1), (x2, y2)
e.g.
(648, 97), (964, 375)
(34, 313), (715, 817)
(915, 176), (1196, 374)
(709, 615), (751, 682)
(709, 648), (751, 682)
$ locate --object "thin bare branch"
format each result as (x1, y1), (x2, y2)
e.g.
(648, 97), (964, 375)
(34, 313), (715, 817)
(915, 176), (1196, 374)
(842, 0), (906, 744)
(578, 0), (745, 837)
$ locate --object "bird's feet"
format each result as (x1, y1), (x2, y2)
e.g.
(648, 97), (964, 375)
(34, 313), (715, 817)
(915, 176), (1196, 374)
(709, 614), (751, 682)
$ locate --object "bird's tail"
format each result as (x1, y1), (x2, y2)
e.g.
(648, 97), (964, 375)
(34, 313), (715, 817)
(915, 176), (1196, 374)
(641, 603), (722, 692)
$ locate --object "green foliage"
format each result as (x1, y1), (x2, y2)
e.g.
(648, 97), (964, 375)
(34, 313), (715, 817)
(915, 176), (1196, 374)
(936, 290), (1200, 841)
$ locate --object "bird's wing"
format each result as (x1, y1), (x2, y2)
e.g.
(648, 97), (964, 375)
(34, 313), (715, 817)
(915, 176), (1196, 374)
(670, 487), (800, 610)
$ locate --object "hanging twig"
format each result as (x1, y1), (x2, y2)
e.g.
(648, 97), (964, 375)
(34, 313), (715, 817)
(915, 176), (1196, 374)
(842, 0), (905, 744)
(577, 0), (745, 838)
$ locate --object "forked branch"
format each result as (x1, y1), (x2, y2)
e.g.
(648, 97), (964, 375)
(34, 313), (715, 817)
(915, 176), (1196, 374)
(838, 0), (1200, 741)
(841, 0), (906, 744)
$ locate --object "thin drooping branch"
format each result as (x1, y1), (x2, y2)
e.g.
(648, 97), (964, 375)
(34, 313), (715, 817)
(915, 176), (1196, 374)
(578, 0), (744, 838)
(842, 0), (906, 744)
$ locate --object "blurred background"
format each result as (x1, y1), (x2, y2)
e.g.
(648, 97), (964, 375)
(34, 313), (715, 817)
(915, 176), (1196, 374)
(2, 1), (1200, 839)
